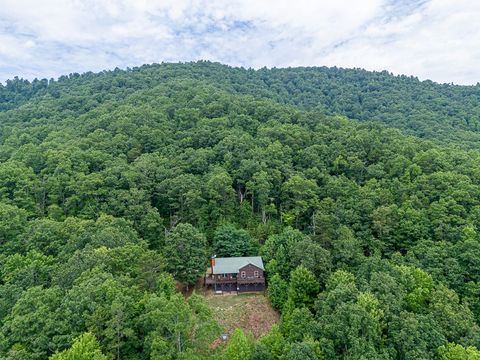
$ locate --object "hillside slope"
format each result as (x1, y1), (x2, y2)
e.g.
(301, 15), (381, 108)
(2, 61), (480, 147)
(1, 67), (480, 358)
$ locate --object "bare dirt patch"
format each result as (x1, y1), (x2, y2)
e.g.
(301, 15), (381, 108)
(204, 292), (279, 339)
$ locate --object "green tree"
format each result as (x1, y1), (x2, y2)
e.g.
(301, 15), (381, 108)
(49, 333), (107, 360)
(1, 250), (55, 289)
(267, 273), (289, 311)
(396, 265), (434, 312)
(287, 266), (319, 309)
(281, 307), (316, 342)
(212, 223), (257, 257)
(281, 175), (319, 228)
(438, 342), (480, 360)
(1, 286), (68, 359)
(140, 293), (192, 358)
(164, 223), (207, 288)
(247, 170), (274, 224)
(224, 328), (253, 360)
(262, 228), (309, 279)
(332, 226), (363, 269)
(187, 293), (221, 352)
(260, 325), (285, 359)
(204, 167), (236, 223)
(250, 343), (274, 360)
(0, 203), (28, 254)
(290, 238), (331, 286)
(283, 339), (322, 360)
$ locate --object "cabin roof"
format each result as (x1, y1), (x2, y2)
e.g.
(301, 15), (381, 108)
(212, 256), (264, 274)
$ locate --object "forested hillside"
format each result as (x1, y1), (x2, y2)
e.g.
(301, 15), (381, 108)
(2, 61), (480, 147)
(1, 64), (480, 359)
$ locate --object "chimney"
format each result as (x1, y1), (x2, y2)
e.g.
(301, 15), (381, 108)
(211, 255), (216, 273)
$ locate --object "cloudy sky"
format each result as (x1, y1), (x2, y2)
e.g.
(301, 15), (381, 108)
(0, 0), (479, 84)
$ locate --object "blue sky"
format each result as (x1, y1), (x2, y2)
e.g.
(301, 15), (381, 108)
(0, 0), (479, 84)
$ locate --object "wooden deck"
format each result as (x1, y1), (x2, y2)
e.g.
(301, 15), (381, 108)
(205, 275), (265, 285)
(205, 277), (237, 285)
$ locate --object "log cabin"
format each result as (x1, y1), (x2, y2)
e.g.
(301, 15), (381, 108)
(204, 256), (265, 293)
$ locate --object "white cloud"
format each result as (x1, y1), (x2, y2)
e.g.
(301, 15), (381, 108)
(323, 0), (480, 84)
(0, 0), (479, 84)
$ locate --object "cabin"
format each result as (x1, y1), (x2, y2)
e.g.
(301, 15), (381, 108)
(204, 256), (265, 293)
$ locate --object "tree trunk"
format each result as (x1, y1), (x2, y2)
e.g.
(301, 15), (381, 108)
(177, 333), (182, 353)
(238, 186), (245, 203)
(312, 212), (316, 235)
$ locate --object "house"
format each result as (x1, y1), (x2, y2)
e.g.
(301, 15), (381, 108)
(204, 256), (265, 293)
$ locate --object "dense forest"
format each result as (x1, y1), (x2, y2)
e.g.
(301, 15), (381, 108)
(1, 62), (480, 359)
(2, 61), (480, 147)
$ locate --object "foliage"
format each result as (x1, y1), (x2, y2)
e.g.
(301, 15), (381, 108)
(212, 223), (257, 257)
(267, 274), (288, 311)
(1, 62), (480, 358)
(287, 266), (319, 309)
(164, 223), (207, 287)
(49, 332), (107, 360)
(438, 342), (480, 360)
(224, 328), (253, 360)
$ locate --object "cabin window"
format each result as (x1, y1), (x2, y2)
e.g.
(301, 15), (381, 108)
(254, 271), (259, 278)
(241, 271), (246, 278)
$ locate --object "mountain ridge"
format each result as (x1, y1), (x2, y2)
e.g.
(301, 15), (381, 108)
(2, 61), (480, 148)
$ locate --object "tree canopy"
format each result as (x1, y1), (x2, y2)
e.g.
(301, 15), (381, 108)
(1, 61), (480, 359)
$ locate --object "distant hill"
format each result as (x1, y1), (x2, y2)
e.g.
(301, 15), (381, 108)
(2, 61), (480, 147)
